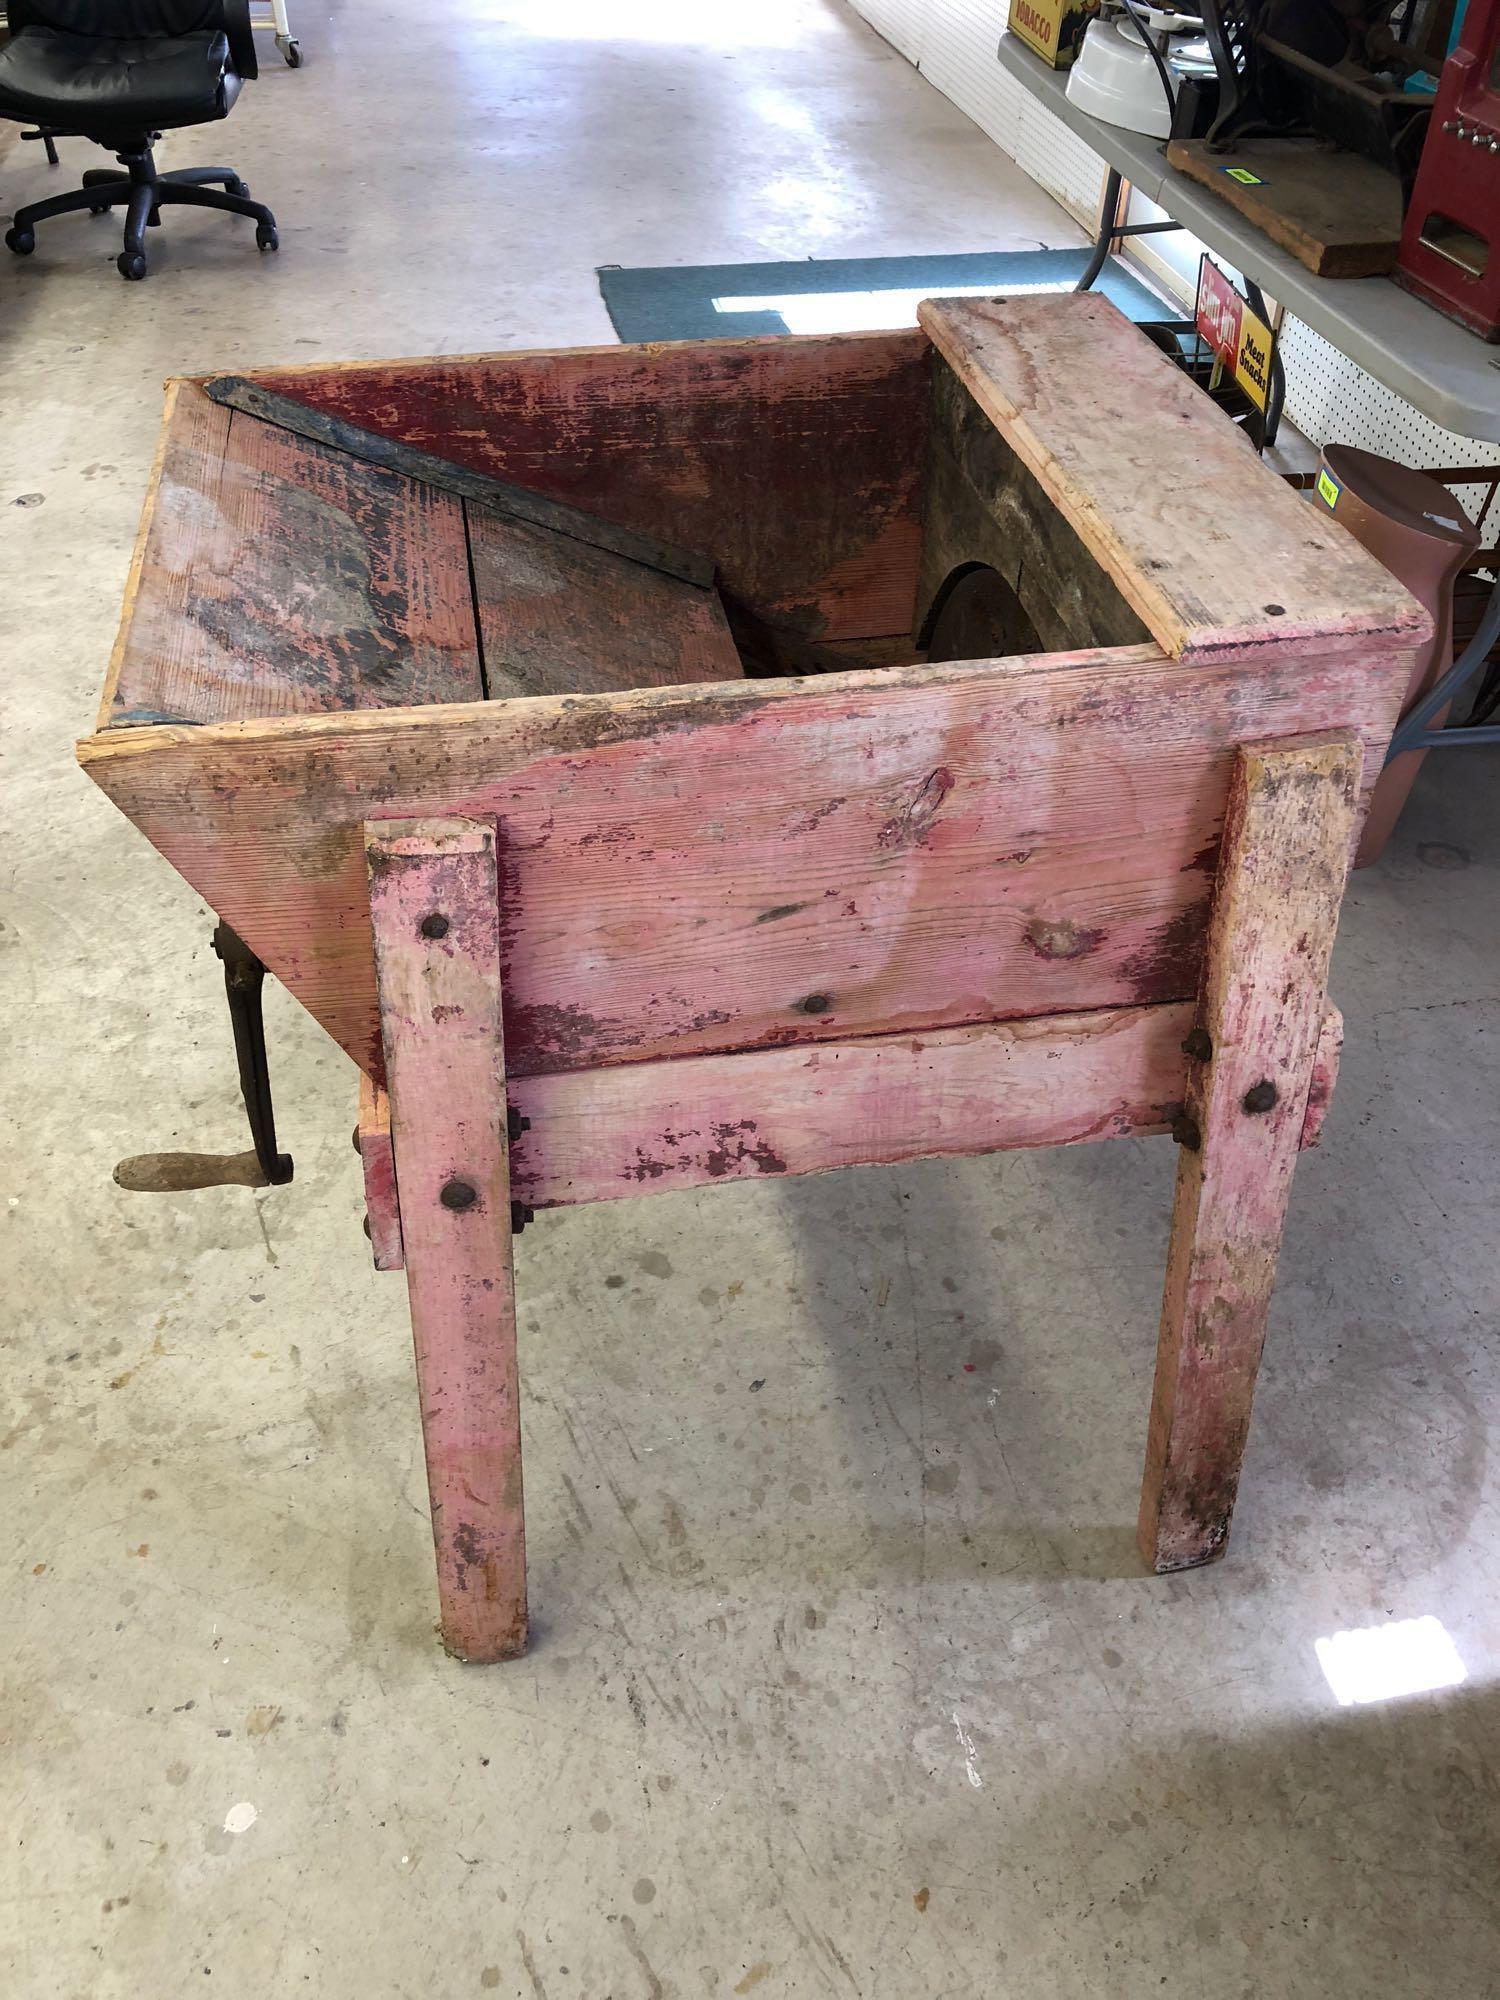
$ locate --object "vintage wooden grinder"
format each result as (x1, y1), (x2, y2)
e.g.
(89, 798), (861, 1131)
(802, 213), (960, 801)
(79, 296), (1426, 1661)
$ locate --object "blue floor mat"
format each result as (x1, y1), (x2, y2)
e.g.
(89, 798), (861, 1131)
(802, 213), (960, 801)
(597, 248), (1172, 343)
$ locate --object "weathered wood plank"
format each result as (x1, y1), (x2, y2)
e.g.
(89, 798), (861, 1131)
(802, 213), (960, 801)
(467, 504), (744, 700)
(1299, 1002), (1343, 1153)
(917, 358), (1150, 654)
(1138, 734), (1361, 1573)
(243, 330), (932, 642)
(367, 818), (526, 1661)
(507, 1003), (1190, 1209)
(918, 295), (1430, 666)
(96, 377), (213, 730)
(79, 639), (1415, 1082)
(203, 374), (717, 588)
(105, 388), (483, 728)
(357, 1071), (403, 1271)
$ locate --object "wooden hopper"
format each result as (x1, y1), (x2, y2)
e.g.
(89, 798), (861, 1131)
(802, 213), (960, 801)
(79, 295), (1427, 1660)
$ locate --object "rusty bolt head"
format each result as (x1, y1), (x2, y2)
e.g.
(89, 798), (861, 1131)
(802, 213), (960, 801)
(1171, 1111), (1203, 1151)
(1181, 1027), (1213, 1063)
(798, 993), (832, 1015)
(440, 1177), (479, 1212)
(1242, 1080), (1279, 1115)
(419, 912), (450, 940)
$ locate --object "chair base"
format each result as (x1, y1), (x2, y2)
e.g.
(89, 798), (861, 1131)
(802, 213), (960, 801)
(5, 138), (277, 279)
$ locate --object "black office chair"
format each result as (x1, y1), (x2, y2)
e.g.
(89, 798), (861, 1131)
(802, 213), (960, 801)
(0, 2), (276, 279)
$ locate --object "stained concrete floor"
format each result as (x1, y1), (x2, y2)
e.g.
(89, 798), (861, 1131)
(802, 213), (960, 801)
(2, 3), (1499, 1995)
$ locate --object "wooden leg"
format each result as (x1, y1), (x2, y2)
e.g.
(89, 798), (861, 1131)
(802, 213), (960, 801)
(366, 816), (527, 1661)
(1138, 734), (1361, 1573)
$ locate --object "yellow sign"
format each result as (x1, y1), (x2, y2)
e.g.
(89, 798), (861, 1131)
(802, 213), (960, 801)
(1194, 258), (1275, 415)
(1008, 0), (1100, 68)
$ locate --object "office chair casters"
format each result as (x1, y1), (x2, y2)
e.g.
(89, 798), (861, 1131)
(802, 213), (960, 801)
(5, 140), (278, 280)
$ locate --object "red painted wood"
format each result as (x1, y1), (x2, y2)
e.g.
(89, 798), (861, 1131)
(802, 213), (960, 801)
(367, 818), (526, 1660)
(1299, 1003), (1343, 1152)
(1138, 735), (1361, 1572)
(357, 1072), (403, 1271)
(466, 504), (743, 700)
(248, 331), (931, 642)
(106, 388), (483, 728)
(80, 638), (1414, 1085)
(507, 1002), (1190, 1208)
(920, 295), (1430, 668)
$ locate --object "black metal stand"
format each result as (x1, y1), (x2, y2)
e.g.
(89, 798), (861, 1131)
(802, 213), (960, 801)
(1386, 569), (1500, 756)
(213, 922), (294, 1186)
(1074, 164), (1285, 446)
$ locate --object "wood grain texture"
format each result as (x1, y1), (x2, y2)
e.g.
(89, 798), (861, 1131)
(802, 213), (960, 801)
(507, 1003), (1190, 1209)
(917, 358), (1150, 653)
(242, 330), (931, 642)
(357, 1071), (403, 1271)
(1167, 137), (1403, 279)
(367, 819), (526, 1661)
(105, 387), (483, 728)
(1138, 734), (1361, 1574)
(79, 639), (1415, 1083)
(467, 504), (743, 700)
(917, 294), (1430, 665)
(1299, 1002), (1343, 1153)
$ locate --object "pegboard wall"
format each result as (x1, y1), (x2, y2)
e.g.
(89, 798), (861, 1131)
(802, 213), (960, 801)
(847, 0), (1498, 481)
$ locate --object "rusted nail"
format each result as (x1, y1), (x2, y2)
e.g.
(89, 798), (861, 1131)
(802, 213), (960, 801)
(797, 993), (832, 1015)
(1181, 1027), (1213, 1062)
(1172, 1112), (1202, 1151)
(1242, 1079), (1278, 1115)
(507, 1107), (531, 1144)
(440, 1178), (479, 1212)
(511, 1200), (534, 1235)
(419, 912), (450, 940)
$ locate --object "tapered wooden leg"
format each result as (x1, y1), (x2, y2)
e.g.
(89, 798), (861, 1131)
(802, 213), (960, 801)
(1139, 734), (1361, 1573)
(366, 816), (527, 1660)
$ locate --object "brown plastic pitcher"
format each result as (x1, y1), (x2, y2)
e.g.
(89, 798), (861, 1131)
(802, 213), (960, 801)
(1314, 445), (1478, 866)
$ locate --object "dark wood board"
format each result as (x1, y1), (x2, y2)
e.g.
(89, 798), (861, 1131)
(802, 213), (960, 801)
(916, 358), (1152, 654)
(467, 505), (743, 699)
(247, 332), (932, 643)
(105, 384), (484, 728)
(1166, 137), (1404, 279)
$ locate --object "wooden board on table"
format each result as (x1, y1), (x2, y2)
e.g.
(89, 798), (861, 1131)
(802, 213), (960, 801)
(242, 330), (932, 643)
(917, 294), (1426, 665)
(102, 384), (484, 729)
(468, 506), (743, 700)
(1167, 137), (1404, 279)
(79, 628), (1419, 1083)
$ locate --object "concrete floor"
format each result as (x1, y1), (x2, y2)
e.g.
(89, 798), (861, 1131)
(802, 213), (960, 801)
(2, 3), (1498, 1995)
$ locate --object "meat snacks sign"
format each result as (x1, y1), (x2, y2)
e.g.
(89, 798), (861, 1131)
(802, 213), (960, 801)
(1195, 256), (1275, 417)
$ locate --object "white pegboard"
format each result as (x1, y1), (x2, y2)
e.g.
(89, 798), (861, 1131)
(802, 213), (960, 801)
(1278, 317), (1499, 498)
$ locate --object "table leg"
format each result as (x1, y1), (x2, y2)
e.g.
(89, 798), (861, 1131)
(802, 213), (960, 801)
(1138, 733), (1361, 1572)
